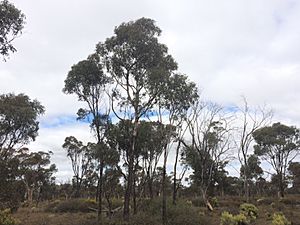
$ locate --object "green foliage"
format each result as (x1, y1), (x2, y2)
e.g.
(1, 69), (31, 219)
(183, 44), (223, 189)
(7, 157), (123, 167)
(0, 0), (25, 59)
(211, 197), (219, 207)
(271, 212), (291, 225)
(220, 203), (258, 225)
(220, 211), (248, 225)
(239, 203), (258, 221)
(0, 93), (44, 151)
(253, 122), (300, 197)
(0, 209), (19, 225)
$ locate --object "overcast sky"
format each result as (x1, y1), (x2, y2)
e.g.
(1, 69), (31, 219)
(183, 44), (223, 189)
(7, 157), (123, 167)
(1, 0), (300, 181)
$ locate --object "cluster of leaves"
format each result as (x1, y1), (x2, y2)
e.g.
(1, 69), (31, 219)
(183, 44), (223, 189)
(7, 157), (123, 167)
(271, 212), (291, 225)
(0, 0), (25, 59)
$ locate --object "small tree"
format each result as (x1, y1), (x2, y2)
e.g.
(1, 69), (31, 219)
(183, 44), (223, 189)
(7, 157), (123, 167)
(63, 57), (110, 220)
(183, 101), (232, 207)
(19, 149), (56, 206)
(235, 97), (272, 201)
(253, 122), (300, 197)
(62, 136), (93, 197)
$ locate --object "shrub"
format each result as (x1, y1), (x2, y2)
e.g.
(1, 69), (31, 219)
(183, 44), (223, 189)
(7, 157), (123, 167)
(167, 199), (209, 225)
(271, 213), (291, 225)
(0, 209), (19, 225)
(220, 211), (236, 225)
(220, 211), (248, 225)
(211, 197), (219, 207)
(239, 203), (258, 221)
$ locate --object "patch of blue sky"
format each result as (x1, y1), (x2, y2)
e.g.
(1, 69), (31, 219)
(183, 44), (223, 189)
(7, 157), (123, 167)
(40, 115), (86, 128)
(223, 104), (239, 113)
(41, 109), (172, 129)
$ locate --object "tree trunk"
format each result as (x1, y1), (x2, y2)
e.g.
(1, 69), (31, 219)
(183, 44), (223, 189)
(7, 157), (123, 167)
(123, 117), (139, 221)
(124, 156), (134, 221)
(278, 173), (285, 198)
(133, 174), (137, 215)
(27, 187), (34, 206)
(148, 177), (154, 199)
(162, 145), (168, 225)
(172, 142), (181, 205)
(97, 164), (104, 222)
(244, 177), (249, 202)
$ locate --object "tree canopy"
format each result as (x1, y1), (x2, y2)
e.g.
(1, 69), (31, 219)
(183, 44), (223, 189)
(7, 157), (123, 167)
(0, 93), (44, 157)
(0, 0), (25, 59)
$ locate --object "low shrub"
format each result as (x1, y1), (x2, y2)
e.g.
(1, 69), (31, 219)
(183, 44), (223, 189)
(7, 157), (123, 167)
(271, 212), (291, 225)
(0, 209), (19, 225)
(220, 211), (248, 225)
(210, 197), (219, 207)
(167, 199), (210, 225)
(239, 203), (258, 221)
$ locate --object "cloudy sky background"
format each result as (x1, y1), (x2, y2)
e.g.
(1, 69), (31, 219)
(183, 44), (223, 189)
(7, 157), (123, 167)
(1, 0), (300, 181)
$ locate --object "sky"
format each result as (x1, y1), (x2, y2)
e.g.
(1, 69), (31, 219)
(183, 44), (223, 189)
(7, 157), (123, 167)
(1, 0), (300, 181)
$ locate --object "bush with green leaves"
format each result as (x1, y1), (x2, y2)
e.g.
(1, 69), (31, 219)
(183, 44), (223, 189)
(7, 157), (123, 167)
(239, 203), (258, 221)
(0, 209), (19, 225)
(220, 211), (248, 225)
(210, 197), (219, 207)
(271, 213), (291, 225)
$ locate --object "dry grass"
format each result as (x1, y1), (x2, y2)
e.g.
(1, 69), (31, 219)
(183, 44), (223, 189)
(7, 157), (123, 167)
(11, 195), (300, 225)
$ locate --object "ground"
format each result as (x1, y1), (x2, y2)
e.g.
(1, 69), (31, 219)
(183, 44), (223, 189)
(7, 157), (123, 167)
(12, 195), (300, 225)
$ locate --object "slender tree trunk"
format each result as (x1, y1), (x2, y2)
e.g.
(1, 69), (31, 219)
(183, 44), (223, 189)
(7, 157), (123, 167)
(105, 193), (112, 219)
(172, 142), (181, 205)
(123, 119), (138, 221)
(279, 173), (285, 198)
(162, 144), (168, 225)
(148, 178), (154, 199)
(133, 174), (137, 215)
(97, 164), (104, 222)
(244, 178), (249, 202)
(27, 187), (34, 206)
(124, 156), (134, 220)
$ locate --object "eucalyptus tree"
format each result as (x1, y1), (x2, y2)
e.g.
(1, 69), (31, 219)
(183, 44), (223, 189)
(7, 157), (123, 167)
(0, 93), (44, 209)
(63, 57), (111, 219)
(183, 101), (233, 208)
(240, 154), (263, 197)
(95, 17), (178, 220)
(62, 136), (93, 198)
(138, 121), (166, 199)
(235, 97), (272, 201)
(153, 74), (198, 224)
(18, 149), (57, 206)
(0, 93), (44, 158)
(253, 122), (300, 197)
(0, 0), (25, 59)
